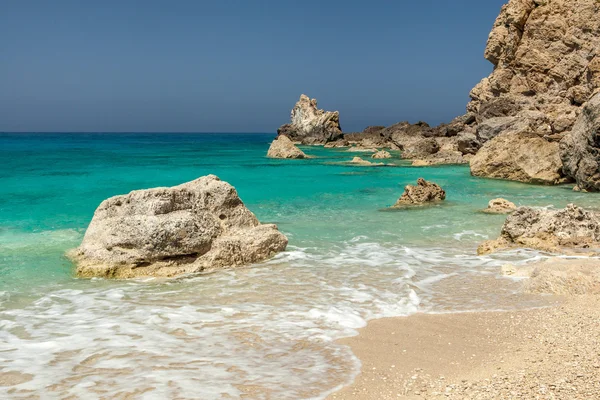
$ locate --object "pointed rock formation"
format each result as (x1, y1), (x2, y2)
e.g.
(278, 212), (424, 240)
(267, 135), (309, 159)
(68, 175), (288, 278)
(277, 94), (343, 144)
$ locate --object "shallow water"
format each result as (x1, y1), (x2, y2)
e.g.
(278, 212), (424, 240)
(1, 133), (598, 399)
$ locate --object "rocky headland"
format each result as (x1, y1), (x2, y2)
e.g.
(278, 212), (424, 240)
(278, 0), (600, 187)
(68, 175), (288, 278)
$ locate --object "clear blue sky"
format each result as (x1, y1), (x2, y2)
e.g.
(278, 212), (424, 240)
(0, 0), (506, 133)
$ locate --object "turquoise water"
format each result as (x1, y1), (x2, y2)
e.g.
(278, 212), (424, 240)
(1, 133), (598, 399)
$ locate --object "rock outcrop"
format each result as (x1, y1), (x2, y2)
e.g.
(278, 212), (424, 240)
(470, 131), (563, 184)
(392, 178), (446, 207)
(68, 175), (288, 278)
(478, 204), (600, 254)
(560, 92), (600, 191)
(482, 198), (517, 214)
(277, 94), (343, 144)
(466, 0), (600, 183)
(267, 135), (309, 159)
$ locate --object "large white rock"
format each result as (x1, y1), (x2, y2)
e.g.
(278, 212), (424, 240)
(68, 175), (288, 278)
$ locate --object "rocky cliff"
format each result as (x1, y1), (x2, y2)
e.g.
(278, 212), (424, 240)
(469, 0), (600, 183)
(277, 94), (343, 144)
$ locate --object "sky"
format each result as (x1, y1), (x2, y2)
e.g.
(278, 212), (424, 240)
(0, 0), (506, 133)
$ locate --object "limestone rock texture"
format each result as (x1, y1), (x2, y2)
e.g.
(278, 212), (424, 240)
(560, 92), (600, 191)
(267, 135), (309, 159)
(412, 151), (470, 166)
(468, 0), (600, 183)
(470, 131), (563, 184)
(277, 94), (343, 144)
(68, 175), (288, 278)
(478, 204), (600, 254)
(482, 198), (517, 214)
(393, 178), (446, 207)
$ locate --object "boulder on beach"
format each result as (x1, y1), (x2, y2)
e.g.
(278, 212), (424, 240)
(267, 135), (309, 159)
(393, 178), (446, 207)
(277, 94), (343, 145)
(68, 175), (288, 278)
(482, 198), (517, 214)
(478, 204), (600, 255)
(560, 92), (600, 192)
(372, 150), (392, 159)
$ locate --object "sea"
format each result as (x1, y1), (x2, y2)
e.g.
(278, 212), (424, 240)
(1, 132), (597, 399)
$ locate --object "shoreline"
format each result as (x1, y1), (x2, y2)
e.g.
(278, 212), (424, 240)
(328, 283), (600, 399)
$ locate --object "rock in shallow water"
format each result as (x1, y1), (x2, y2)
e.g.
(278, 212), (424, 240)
(478, 204), (600, 255)
(393, 178), (446, 207)
(482, 198), (517, 214)
(267, 135), (309, 159)
(68, 175), (288, 278)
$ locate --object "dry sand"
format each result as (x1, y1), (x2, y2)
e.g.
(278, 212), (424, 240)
(329, 259), (600, 399)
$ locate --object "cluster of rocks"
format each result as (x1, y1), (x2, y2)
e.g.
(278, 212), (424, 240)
(273, 0), (600, 189)
(68, 175), (288, 278)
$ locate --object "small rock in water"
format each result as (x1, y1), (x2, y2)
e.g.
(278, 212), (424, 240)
(392, 178), (446, 207)
(267, 135), (310, 159)
(482, 198), (517, 214)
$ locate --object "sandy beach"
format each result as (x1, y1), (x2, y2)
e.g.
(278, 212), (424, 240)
(330, 261), (600, 399)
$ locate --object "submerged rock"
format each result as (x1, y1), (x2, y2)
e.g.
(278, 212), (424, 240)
(349, 156), (382, 166)
(482, 198), (517, 214)
(478, 204), (600, 255)
(393, 178), (446, 207)
(372, 150), (392, 159)
(470, 132), (562, 184)
(267, 135), (309, 159)
(560, 92), (600, 192)
(277, 94), (343, 144)
(68, 175), (288, 278)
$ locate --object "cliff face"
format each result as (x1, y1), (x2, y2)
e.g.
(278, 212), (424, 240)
(469, 0), (600, 138)
(277, 95), (343, 144)
(468, 0), (600, 183)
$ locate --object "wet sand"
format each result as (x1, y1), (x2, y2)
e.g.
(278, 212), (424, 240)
(330, 262), (600, 399)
